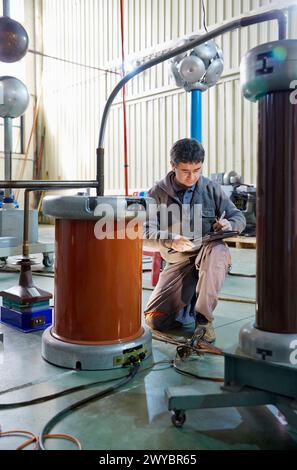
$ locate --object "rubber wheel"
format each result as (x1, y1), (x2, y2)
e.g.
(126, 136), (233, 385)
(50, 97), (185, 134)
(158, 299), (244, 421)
(171, 410), (186, 428)
(43, 253), (54, 267)
(0, 257), (7, 268)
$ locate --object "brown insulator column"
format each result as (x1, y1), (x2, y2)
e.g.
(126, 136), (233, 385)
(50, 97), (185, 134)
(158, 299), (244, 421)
(52, 219), (143, 344)
(256, 90), (297, 333)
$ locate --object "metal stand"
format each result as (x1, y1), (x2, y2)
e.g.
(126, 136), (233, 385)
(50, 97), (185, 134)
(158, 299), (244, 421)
(166, 348), (297, 428)
(167, 36), (297, 431)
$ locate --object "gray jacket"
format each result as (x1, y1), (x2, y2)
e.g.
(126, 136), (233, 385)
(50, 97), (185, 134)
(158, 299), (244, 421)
(144, 171), (246, 263)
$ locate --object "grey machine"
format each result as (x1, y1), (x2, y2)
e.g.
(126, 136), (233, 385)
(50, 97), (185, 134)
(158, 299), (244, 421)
(211, 171), (257, 236)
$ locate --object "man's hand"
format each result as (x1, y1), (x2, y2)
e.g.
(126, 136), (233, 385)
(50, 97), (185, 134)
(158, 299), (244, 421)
(213, 218), (232, 232)
(172, 235), (195, 252)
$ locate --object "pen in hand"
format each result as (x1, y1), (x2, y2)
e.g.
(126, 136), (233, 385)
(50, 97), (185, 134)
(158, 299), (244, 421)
(213, 210), (226, 232)
(217, 210), (226, 222)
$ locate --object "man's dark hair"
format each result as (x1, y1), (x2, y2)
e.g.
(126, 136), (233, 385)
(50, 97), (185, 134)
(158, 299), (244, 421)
(170, 138), (205, 164)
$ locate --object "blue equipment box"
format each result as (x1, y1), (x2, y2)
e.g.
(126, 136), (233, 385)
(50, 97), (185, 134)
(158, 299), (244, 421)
(2, 298), (50, 311)
(0, 306), (52, 332)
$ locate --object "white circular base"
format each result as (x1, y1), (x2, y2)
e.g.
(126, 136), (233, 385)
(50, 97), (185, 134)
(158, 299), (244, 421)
(238, 322), (297, 364)
(42, 326), (152, 370)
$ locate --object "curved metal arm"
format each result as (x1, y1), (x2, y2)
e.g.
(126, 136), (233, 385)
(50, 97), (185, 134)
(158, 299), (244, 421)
(98, 9), (286, 151)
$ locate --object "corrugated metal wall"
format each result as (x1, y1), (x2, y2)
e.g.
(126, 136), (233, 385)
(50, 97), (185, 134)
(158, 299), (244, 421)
(41, 0), (297, 192)
(0, 0), (32, 182)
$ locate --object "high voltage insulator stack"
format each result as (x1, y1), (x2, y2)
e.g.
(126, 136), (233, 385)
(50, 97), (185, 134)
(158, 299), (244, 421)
(0, 1), (29, 202)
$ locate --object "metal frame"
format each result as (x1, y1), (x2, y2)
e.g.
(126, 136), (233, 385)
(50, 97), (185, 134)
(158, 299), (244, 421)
(167, 349), (297, 428)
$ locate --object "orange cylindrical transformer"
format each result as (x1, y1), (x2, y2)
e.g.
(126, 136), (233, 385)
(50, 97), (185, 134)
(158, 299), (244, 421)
(52, 218), (143, 344)
(41, 195), (152, 370)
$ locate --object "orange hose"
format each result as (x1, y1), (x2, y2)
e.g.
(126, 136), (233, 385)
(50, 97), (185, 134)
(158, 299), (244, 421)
(0, 429), (82, 450)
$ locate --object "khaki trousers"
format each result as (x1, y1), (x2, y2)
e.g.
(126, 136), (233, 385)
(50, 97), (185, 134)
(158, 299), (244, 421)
(144, 241), (231, 330)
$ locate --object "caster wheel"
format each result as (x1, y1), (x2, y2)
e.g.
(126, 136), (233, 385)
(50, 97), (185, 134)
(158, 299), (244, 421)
(0, 257), (8, 268)
(177, 346), (191, 359)
(43, 253), (54, 267)
(171, 410), (186, 428)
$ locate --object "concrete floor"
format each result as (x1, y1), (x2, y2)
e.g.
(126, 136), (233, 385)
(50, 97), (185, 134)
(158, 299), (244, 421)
(0, 227), (296, 450)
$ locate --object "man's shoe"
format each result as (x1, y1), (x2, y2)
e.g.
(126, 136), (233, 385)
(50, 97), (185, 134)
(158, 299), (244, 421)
(195, 312), (208, 326)
(194, 322), (216, 343)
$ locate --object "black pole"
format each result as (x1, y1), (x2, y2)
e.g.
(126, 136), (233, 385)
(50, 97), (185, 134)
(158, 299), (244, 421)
(96, 148), (104, 196)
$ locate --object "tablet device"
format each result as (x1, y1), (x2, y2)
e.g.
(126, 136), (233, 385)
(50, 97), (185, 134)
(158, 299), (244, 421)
(168, 231), (239, 253)
(185, 230), (239, 252)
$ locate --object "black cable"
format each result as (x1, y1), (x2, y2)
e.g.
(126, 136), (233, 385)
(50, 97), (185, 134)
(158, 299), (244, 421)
(201, 0), (208, 32)
(228, 271), (256, 278)
(152, 330), (223, 359)
(0, 360), (171, 409)
(38, 364), (140, 450)
(0, 375), (128, 409)
(172, 355), (224, 383)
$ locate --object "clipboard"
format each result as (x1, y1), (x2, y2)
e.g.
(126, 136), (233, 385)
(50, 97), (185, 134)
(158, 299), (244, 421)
(168, 230), (239, 253)
(201, 230), (239, 243)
